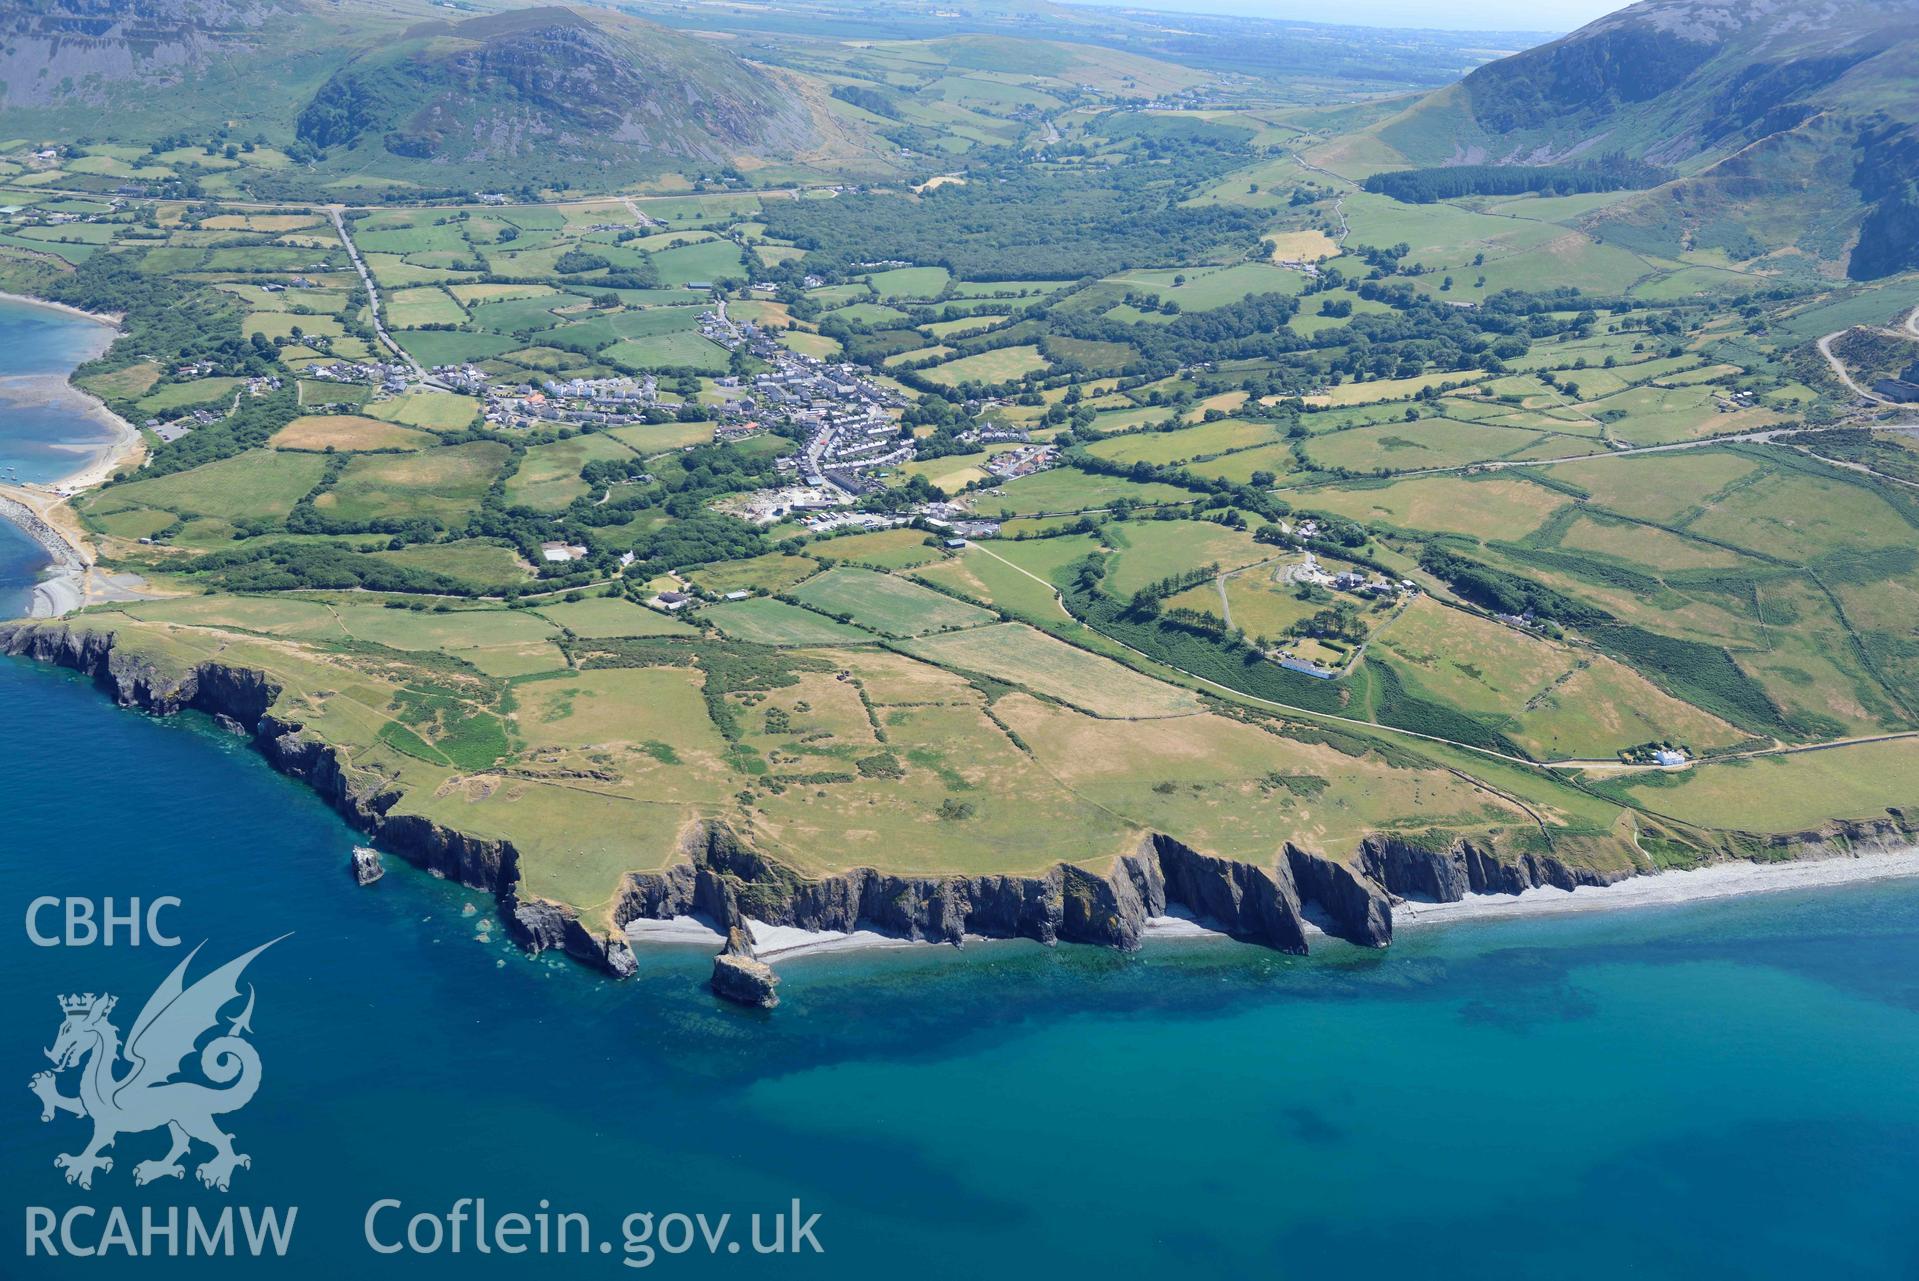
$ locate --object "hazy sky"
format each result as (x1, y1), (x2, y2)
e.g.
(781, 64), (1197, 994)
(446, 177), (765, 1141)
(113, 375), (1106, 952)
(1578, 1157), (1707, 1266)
(1068, 0), (1637, 34)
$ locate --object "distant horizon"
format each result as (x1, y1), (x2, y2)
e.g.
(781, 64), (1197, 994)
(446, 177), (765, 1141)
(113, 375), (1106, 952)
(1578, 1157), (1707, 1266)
(1061, 0), (1637, 35)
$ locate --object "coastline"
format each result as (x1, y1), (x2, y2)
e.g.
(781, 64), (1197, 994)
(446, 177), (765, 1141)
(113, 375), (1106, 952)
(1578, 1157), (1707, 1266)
(0, 290), (148, 617)
(1390, 847), (1919, 928)
(0, 289), (123, 329)
(621, 848), (1919, 962)
(0, 490), (87, 616)
(8, 612), (1919, 993)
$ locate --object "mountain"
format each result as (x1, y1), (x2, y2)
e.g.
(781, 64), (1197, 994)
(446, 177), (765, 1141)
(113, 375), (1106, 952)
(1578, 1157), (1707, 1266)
(1370, 0), (1919, 279)
(0, 0), (297, 109)
(293, 7), (826, 175)
(0, 0), (889, 190)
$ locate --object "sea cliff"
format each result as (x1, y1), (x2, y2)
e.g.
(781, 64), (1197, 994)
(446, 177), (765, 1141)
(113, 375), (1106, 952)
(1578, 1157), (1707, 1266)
(5, 621), (1914, 994)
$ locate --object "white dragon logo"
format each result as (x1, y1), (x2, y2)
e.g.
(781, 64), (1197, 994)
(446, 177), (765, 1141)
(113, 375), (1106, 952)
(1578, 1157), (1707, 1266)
(28, 937), (285, 1192)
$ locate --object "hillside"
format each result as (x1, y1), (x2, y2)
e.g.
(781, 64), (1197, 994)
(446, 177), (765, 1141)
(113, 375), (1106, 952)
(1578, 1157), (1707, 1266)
(1368, 0), (1919, 279)
(0, 0), (329, 113)
(0, 0), (289, 103)
(0, 0), (894, 193)
(294, 8), (829, 178)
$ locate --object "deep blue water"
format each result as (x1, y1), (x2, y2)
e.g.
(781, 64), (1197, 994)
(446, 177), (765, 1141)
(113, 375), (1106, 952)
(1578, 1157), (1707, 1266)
(2, 655), (1917, 1278)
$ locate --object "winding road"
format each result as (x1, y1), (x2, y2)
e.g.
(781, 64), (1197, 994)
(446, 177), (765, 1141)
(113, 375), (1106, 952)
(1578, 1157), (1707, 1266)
(1817, 328), (1887, 403)
(1288, 150), (1352, 250)
(328, 206), (435, 387)
(1817, 301), (1919, 405)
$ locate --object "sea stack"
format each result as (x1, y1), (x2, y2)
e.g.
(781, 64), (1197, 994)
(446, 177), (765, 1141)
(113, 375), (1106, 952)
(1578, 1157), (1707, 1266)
(710, 928), (780, 1009)
(351, 846), (385, 886)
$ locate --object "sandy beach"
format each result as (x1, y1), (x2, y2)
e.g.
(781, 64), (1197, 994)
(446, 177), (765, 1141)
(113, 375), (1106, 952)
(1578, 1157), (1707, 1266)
(624, 915), (728, 947)
(0, 290), (139, 492)
(746, 919), (927, 959)
(2, 373), (148, 493)
(618, 850), (1919, 961)
(1391, 847), (1919, 928)
(0, 292), (151, 617)
(0, 290), (123, 329)
(626, 914), (970, 959)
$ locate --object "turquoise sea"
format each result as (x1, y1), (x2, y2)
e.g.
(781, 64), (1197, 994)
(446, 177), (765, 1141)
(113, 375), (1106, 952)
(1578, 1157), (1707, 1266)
(0, 295), (118, 617)
(0, 516), (42, 619)
(0, 297), (116, 487)
(2, 654), (1917, 1278)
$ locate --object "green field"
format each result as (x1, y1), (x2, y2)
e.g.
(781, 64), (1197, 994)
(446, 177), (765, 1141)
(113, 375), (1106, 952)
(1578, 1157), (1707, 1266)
(1601, 739), (1919, 832)
(506, 434), (640, 511)
(535, 597), (698, 638)
(395, 330), (520, 365)
(602, 332), (729, 372)
(371, 540), (532, 588)
(903, 624), (1203, 719)
(1101, 520), (1269, 596)
(703, 598), (880, 646)
(649, 240), (748, 286)
(270, 415), (436, 452)
(682, 553), (820, 595)
(316, 442), (512, 524)
(790, 567), (996, 636)
(809, 528), (945, 569)
(923, 345), (1051, 387)
(83, 450), (330, 526)
(974, 469), (1194, 517)
(366, 392), (482, 431)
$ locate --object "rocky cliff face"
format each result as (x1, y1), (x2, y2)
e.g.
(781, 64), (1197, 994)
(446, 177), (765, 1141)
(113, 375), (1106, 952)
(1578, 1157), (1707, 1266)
(8, 621), (1907, 999)
(0, 620), (634, 978)
(1358, 833), (1631, 901)
(615, 826), (1172, 952)
(711, 928), (778, 1009)
(0, 0), (286, 107)
(607, 823), (1397, 957)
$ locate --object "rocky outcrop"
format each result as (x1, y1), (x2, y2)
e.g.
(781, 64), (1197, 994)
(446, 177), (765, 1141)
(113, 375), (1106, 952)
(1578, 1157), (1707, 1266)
(1732, 812), (1916, 862)
(504, 893), (638, 978)
(1359, 834), (1630, 902)
(4, 621), (193, 711)
(612, 825), (1388, 961)
(1286, 845), (1392, 946)
(615, 826), (1171, 952)
(351, 846), (384, 886)
(1147, 836), (1393, 950)
(1062, 849), (1163, 950)
(0, 621), (640, 976)
(1153, 834), (1309, 952)
(711, 929), (779, 1009)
